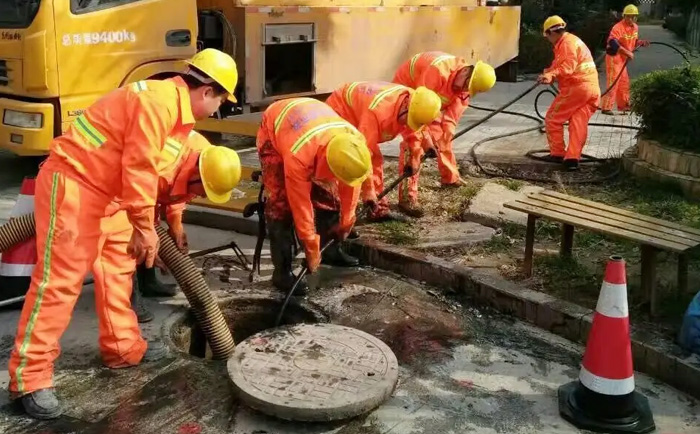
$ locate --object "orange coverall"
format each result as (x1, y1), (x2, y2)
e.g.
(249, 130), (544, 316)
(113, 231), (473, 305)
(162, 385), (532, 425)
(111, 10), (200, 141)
(256, 98), (361, 260)
(326, 82), (413, 219)
(602, 21), (638, 112)
(393, 51), (467, 206)
(9, 77), (195, 396)
(543, 33), (601, 161)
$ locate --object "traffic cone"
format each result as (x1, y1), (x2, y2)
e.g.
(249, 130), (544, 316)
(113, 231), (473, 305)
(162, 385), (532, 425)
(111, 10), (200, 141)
(0, 177), (37, 304)
(558, 256), (655, 433)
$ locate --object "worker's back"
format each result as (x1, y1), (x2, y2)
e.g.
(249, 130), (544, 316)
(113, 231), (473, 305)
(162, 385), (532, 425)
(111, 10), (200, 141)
(393, 51), (467, 107)
(554, 33), (599, 87)
(45, 77), (193, 209)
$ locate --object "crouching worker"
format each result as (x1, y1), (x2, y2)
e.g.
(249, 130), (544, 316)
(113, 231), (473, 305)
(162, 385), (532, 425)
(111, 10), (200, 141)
(393, 51), (496, 216)
(326, 81), (441, 222)
(8, 48), (238, 420)
(539, 16), (601, 171)
(132, 131), (242, 323)
(257, 98), (372, 294)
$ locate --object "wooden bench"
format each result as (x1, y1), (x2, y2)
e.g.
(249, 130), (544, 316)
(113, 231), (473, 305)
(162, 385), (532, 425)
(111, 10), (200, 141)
(504, 190), (700, 315)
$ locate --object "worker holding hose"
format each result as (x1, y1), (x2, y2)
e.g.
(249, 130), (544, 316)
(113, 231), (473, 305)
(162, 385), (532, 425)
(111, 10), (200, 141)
(131, 131), (241, 323)
(8, 48), (239, 420)
(393, 52), (496, 216)
(256, 98), (372, 295)
(539, 16), (601, 171)
(325, 81), (441, 222)
(601, 4), (649, 115)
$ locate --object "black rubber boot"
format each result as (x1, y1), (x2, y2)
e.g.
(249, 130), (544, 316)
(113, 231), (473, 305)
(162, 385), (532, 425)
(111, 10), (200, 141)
(142, 340), (169, 363)
(137, 264), (178, 298)
(564, 159), (580, 171)
(131, 273), (154, 324)
(601, 110), (615, 116)
(315, 209), (360, 267)
(268, 219), (307, 296)
(20, 388), (61, 420)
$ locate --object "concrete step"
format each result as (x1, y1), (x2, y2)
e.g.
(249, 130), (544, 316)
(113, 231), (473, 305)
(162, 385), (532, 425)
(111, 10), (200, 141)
(623, 153), (700, 200)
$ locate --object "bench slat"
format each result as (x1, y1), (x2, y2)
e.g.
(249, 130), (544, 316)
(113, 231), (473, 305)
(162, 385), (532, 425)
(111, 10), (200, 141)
(517, 197), (697, 248)
(504, 201), (690, 252)
(540, 190), (700, 237)
(528, 194), (700, 245)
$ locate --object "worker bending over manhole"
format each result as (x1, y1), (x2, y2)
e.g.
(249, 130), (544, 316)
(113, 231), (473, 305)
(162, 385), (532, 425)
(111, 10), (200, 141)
(256, 98), (372, 295)
(393, 51), (496, 217)
(132, 130), (241, 323)
(326, 81), (441, 222)
(7, 48), (239, 420)
(538, 16), (601, 171)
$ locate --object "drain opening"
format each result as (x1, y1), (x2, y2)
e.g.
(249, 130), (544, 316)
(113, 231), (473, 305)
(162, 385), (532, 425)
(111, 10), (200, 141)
(170, 297), (324, 359)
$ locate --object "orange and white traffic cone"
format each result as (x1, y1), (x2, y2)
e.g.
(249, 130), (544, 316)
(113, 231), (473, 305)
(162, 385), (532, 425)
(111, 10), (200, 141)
(0, 177), (37, 307)
(558, 255), (655, 433)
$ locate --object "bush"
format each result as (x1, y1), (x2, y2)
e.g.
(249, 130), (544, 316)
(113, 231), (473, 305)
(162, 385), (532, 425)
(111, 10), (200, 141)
(519, 26), (554, 73)
(630, 66), (700, 152)
(665, 14), (689, 38)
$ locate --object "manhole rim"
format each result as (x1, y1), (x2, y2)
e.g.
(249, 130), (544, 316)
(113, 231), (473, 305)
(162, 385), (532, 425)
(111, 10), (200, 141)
(161, 290), (329, 363)
(227, 323), (400, 422)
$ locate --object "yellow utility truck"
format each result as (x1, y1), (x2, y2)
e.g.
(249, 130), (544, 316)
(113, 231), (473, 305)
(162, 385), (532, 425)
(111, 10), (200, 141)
(0, 0), (521, 156)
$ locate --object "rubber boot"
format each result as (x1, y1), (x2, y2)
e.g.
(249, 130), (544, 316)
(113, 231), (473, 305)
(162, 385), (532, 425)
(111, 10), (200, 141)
(315, 209), (360, 267)
(564, 159), (580, 171)
(142, 340), (169, 363)
(268, 219), (307, 296)
(137, 263), (178, 298)
(601, 110), (615, 116)
(131, 273), (154, 324)
(19, 388), (61, 420)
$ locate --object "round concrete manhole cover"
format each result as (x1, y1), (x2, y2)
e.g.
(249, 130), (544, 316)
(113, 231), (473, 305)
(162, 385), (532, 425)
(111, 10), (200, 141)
(227, 323), (399, 422)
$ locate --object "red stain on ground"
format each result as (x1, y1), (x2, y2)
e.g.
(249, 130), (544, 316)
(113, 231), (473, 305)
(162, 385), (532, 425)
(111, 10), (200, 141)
(455, 379), (474, 388)
(178, 422), (202, 434)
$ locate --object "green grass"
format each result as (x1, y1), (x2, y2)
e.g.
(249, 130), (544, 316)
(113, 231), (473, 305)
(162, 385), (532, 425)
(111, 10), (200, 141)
(496, 178), (525, 192)
(375, 221), (419, 246)
(440, 181), (483, 221)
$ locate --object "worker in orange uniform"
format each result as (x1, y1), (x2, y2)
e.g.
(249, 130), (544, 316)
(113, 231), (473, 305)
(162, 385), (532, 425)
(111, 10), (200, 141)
(539, 16), (601, 171)
(602, 4), (649, 115)
(257, 98), (372, 294)
(325, 81), (441, 222)
(393, 52), (496, 216)
(131, 131), (241, 323)
(8, 48), (239, 420)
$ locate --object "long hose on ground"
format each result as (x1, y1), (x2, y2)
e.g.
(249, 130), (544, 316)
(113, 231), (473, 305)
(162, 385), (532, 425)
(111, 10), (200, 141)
(464, 41), (692, 182)
(0, 214), (235, 360)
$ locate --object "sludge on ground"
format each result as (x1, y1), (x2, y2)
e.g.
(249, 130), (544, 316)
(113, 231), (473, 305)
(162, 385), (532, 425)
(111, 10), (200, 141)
(0, 257), (698, 434)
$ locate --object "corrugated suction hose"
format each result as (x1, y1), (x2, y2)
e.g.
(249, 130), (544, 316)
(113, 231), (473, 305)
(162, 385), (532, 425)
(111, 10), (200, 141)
(155, 225), (235, 359)
(0, 213), (35, 253)
(0, 214), (235, 360)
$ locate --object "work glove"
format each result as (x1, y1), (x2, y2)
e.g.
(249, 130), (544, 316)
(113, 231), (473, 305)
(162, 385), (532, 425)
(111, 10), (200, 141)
(638, 40), (650, 48)
(127, 210), (159, 269)
(403, 165), (415, 177)
(537, 73), (554, 84)
(363, 200), (378, 213)
(168, 220), (189, 254)
(302, 237), (322, 273)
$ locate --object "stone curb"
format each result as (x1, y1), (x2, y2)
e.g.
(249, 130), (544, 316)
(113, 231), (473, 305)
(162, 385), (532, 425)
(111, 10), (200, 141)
(344, 238), (700, 401)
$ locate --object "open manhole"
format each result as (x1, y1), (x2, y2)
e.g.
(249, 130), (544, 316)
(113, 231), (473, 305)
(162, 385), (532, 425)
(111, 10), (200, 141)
(166, 294), (327, 359)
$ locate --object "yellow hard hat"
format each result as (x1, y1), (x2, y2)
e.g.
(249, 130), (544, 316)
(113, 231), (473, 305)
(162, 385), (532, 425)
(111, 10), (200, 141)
(623, 4), (639, 15)
(185, 48), (239, 103)
(543, 15), (567, 35)
(198, 145), (242, 204)
(407, 87), (442, 131)
(468, 61), (497, 95)
(326, 133), (372, 187)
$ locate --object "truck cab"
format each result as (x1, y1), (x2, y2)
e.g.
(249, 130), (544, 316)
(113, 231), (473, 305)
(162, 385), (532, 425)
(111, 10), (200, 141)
(0, 0), (196, 156)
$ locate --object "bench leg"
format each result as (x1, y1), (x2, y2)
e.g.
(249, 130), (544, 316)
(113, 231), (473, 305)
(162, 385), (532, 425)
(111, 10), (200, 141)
(678, 253), (689, 295)
(524, 215), (538, 278)
(560, 224), (575, 258)
(641, 245), (659, 316)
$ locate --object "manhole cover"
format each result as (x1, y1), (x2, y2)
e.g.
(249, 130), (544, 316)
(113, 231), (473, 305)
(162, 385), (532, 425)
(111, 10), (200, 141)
(227, 323), (399, 422)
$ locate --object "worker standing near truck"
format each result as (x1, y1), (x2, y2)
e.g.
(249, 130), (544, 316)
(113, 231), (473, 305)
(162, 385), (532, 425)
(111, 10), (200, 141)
(325, 81), (441, 222)
(8, 48), (238, 420)
(256, 98), (372, 294)
(392, 52), (497, 217)
(132, 131), (242, 323)
(539, 16), (601, 171)
(601, 4), (649, 115)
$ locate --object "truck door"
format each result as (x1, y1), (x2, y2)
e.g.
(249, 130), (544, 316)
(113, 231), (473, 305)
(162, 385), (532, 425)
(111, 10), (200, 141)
(53, 0), (197, 126)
